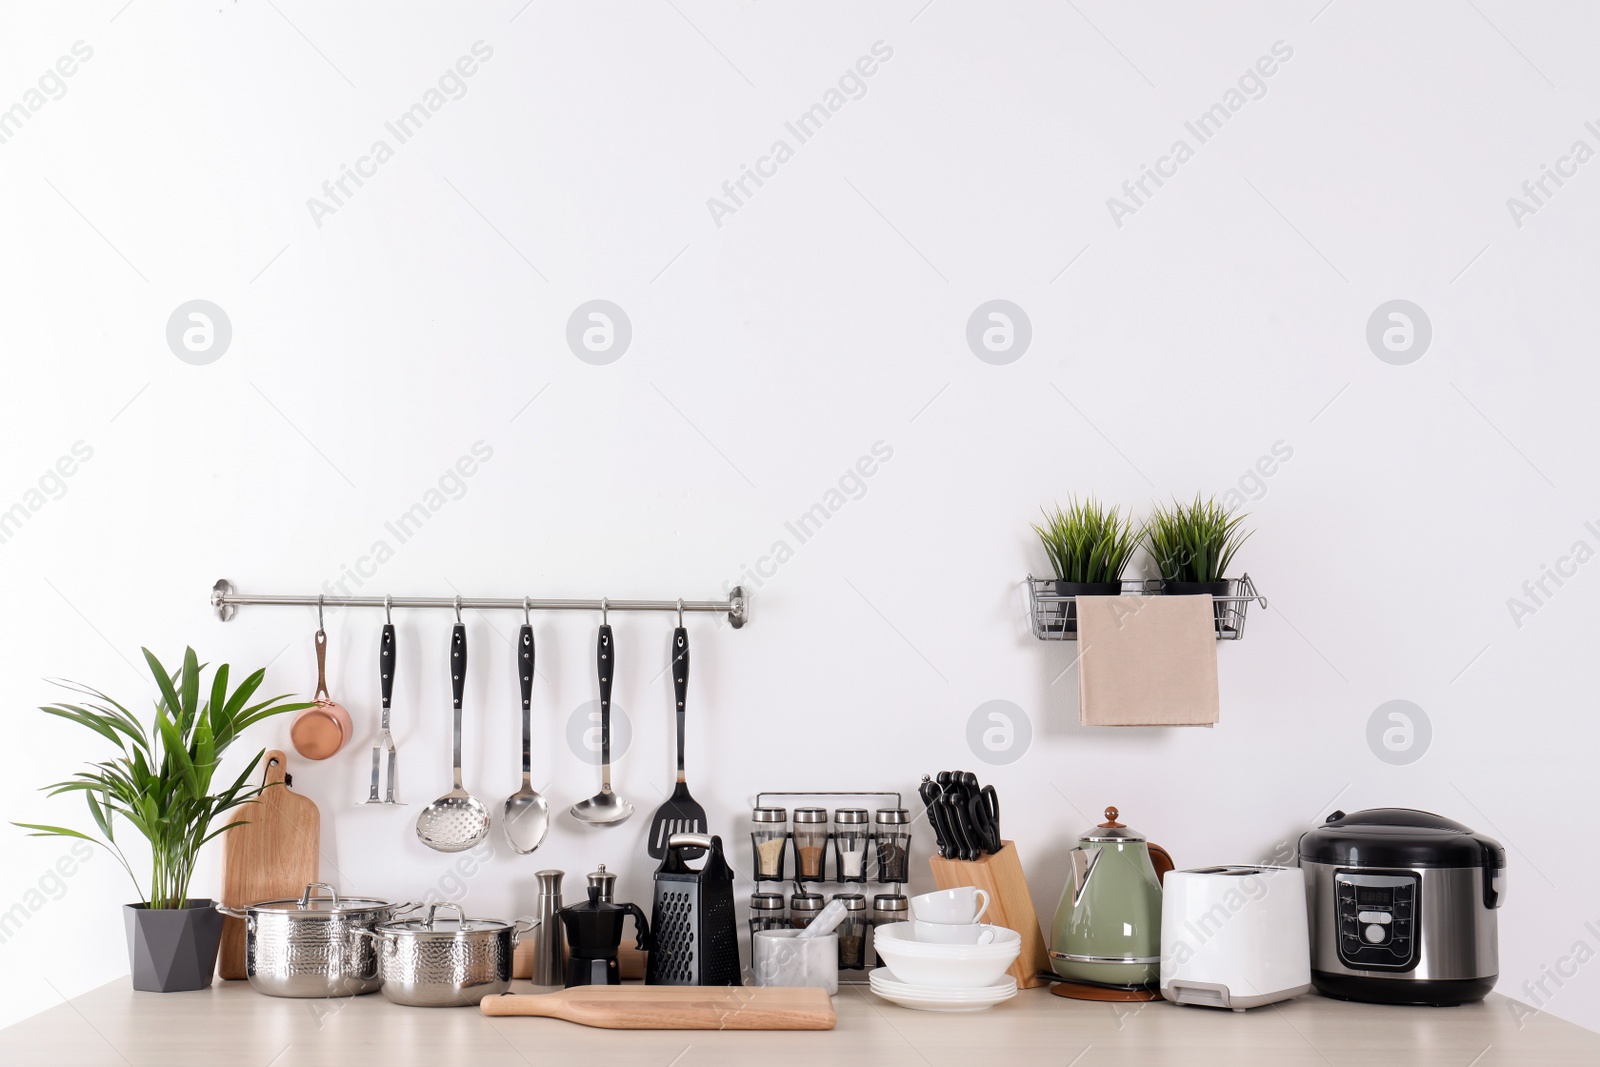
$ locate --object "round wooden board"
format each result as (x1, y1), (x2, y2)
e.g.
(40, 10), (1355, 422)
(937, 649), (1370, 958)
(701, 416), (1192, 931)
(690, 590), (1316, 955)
(1048, 979), (1162, 1002)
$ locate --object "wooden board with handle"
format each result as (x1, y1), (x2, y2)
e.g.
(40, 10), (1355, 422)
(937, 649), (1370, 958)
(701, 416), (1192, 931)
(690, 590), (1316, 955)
(218, 750), (319, 979)
(928, 840), (1050, 989)
(480, 986), (835, 1030)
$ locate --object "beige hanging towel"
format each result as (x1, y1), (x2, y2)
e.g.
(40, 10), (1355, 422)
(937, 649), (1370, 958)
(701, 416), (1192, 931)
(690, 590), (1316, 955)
(1075, 595), (1220, 726)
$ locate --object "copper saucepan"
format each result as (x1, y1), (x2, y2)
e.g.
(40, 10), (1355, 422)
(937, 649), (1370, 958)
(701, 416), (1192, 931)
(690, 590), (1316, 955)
(292, 619), (352, 760)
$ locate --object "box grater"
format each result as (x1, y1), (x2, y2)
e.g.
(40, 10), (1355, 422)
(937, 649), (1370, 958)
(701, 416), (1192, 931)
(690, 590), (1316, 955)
(646, 833), (742, 986)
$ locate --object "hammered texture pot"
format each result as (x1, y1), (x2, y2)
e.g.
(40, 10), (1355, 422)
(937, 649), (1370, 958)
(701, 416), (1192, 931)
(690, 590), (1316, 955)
(226, 884), (406, 999)
(373, 906), (521, 1007)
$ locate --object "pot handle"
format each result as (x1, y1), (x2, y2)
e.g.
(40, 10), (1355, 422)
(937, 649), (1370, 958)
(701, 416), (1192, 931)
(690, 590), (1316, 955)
(299, 883), (339, 909)
(510, 915), (540, 948)
(424, 902), (465, 928)
(213, 901), (248, 919)
(351, 928), (381, 980)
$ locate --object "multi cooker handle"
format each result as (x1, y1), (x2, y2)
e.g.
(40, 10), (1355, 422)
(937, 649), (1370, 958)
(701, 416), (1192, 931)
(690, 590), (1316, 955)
(1484, 863), (1506, 910)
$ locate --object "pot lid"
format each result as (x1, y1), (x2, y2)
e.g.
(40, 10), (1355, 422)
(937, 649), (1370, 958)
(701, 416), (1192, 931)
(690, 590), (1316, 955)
(1082, 806), (1145, 843)
(379, 902), (512, 935)
(251, 883), (392, 914)
(1298, 807), (1505, 870)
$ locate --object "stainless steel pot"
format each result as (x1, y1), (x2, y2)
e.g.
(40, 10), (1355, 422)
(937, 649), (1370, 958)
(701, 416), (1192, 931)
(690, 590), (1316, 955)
(368, 903), (530, 1007)
(216, 883), (409, 998)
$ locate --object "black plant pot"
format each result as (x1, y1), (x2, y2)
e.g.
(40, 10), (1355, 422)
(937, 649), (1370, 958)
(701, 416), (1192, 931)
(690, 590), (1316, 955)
(1161, 579), (1231, 633)
(124, 899), (224, 992)
(1053, 581), (1123, 633)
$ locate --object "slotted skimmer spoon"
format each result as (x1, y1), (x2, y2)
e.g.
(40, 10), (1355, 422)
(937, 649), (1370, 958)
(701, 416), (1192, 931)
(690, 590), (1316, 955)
(502, 617), (550, 853)
(569, 620), (633, 826)
(647, 623), (707, 858)
(416, 620), (491, 852)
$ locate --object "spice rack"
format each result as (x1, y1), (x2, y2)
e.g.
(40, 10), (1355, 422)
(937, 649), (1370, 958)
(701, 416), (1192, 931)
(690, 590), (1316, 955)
(747, 791), (907, 975)
(1025, 573), (1265, 641)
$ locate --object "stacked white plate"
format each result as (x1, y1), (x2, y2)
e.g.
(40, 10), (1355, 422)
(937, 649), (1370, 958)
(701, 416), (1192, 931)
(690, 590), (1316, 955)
(867, 923), (1023, 1012)
(868, 967), (1018, 1012)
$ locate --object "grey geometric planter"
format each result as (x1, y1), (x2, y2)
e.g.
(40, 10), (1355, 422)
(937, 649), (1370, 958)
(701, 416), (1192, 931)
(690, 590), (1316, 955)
(124, 900), (224, 992)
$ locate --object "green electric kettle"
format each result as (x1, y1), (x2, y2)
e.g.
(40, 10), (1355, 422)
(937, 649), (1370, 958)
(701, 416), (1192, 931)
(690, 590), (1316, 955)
(1050, 806), (1174, 992)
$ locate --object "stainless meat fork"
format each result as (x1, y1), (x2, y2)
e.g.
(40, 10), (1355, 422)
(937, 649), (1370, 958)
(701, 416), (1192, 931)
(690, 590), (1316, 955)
(364, 599), (403, 805)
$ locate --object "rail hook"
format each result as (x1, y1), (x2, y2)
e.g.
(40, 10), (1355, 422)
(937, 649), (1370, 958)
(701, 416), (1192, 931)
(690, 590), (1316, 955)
(453, 594), (462, 623)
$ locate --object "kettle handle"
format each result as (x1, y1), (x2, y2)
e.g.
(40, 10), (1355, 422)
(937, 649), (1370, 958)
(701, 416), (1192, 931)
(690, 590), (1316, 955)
(623, 901), (653, 953)
(1148, 843), (1175, 885)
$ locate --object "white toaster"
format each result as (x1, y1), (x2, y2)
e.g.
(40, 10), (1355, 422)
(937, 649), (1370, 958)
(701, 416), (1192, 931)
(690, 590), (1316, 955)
(1160, 865), (1311, 1010)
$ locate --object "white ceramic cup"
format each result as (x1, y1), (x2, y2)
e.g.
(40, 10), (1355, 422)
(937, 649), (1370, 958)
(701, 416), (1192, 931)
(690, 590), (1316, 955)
(911, 886), (990, 924)
(912, 920), (998, 945)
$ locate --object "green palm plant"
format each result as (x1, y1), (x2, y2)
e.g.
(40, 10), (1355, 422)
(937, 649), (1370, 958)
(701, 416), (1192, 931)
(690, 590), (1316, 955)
(1034, 498), (1143, 584)
(1147, 495), (1253, 584)
(14, 648), (310, 909)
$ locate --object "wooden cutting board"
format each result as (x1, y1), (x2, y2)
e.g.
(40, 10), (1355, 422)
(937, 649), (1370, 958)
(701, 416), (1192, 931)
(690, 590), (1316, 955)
(217, 750), (319, 980)
(479, 986), (835, 1030)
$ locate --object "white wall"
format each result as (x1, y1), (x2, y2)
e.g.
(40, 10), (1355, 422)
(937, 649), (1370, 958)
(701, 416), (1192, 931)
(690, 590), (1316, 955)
(3, 0), (1598, 1035)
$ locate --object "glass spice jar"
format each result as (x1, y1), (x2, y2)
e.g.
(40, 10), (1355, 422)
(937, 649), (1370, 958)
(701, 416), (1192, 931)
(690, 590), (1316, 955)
(750, 807), (788, 882)
(832, 893), (868, 970)
(790, 890), (825, 930)
(870, 893), (909, 966)
(832, 808), (871, 883)
(873, 808), (912, 883)
(749, 892), (787, 937)
(793, 808), (830, 882)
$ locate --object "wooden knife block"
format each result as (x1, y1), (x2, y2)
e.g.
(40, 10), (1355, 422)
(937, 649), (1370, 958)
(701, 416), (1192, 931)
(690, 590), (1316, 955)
(927, 841), (1049, 989)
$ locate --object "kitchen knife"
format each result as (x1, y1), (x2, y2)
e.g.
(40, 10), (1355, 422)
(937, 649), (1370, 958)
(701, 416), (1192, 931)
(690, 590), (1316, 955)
(969, 785), (1001, 854)
(918, 777), (949, 858)
(942, 793), (977, 861)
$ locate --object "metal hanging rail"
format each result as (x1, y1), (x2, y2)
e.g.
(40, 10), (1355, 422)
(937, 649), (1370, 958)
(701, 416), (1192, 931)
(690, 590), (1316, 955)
(210, 579), (749, 628)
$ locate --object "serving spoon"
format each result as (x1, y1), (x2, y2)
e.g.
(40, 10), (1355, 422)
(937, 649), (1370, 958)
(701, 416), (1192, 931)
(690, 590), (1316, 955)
(569, 620), (633, 826)
(503, 618), (550, 853)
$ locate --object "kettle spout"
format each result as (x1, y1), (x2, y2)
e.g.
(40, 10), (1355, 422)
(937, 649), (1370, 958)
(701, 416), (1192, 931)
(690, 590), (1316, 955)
(1068, 845), (1102, 907)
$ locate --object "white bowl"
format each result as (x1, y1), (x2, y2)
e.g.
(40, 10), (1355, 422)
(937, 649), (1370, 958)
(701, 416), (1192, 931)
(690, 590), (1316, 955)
(871, 922), (1021, 988)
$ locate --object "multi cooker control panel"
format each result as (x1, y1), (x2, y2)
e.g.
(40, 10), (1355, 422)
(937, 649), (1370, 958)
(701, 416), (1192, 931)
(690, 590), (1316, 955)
(1335, 871), (1419, 970)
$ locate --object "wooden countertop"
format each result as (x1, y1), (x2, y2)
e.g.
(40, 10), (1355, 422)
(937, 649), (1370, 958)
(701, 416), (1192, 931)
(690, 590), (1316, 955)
(2, 978), (1594, 1066)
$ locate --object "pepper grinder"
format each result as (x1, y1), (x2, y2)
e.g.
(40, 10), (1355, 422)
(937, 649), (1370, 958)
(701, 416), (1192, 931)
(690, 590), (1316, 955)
(528, 869), (568, 987)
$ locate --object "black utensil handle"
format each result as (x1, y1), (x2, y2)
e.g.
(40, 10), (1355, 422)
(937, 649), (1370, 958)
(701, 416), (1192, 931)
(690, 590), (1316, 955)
(519, 624), (534, 774)
(451, 624), (466, 711)
(379, 624), (396, 710)
(938, 795), (959, 859)
(969, 793), (998, 854)
(671, 627), (689, 776)
(597, 624), (614, 766)
(944, 796), (974, 861)
(624, 901), (652, 952)
(926, 798), (951, 858)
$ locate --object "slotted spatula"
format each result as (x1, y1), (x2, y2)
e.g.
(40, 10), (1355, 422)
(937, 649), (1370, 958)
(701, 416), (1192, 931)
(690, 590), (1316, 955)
(647, 626), (707, 859)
